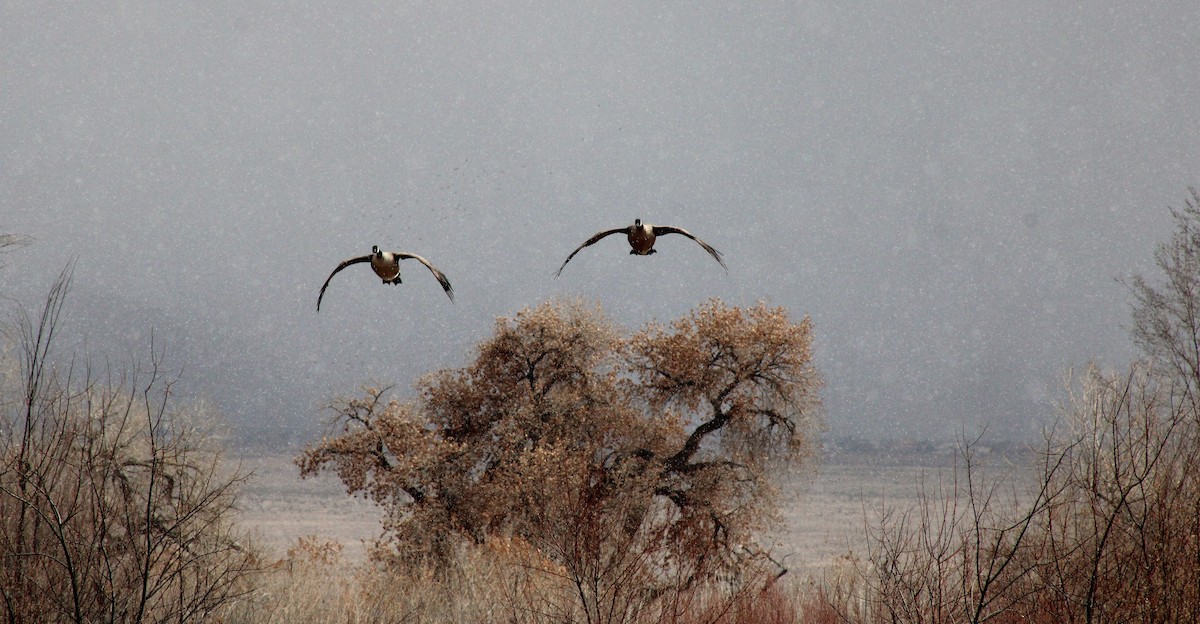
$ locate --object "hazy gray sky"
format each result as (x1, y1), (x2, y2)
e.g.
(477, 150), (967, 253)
(3, 3), (1198, 443)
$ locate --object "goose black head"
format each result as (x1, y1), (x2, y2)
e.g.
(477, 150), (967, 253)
(371, 245), (381, 256)
(634, 218), (642, 227)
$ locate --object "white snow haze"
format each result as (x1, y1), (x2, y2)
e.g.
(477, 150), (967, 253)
(3, 3), (1199, 444)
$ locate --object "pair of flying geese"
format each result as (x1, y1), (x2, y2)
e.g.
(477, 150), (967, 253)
(316, 219), (727, 311)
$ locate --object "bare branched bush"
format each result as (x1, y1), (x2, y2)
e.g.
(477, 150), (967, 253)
(838, 372), (1199, 624)
(1129, 187), (1200, 406)
(826, 190), (1200, 623)
(1026, 362), (1200, 624)
(299, 297), (822, 621)
(846, 436), (1053, 624)
(0, 266), (261, 623)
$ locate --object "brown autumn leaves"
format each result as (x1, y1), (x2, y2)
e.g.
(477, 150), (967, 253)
(298, 298), (823, 583)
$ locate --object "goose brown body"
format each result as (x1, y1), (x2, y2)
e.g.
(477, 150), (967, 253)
(555, 219), (727, 276)
(317, 245), (454, 311)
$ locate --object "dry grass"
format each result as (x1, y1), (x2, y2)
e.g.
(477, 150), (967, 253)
(217, 535), (844, 624)
(220, 536), (511, 623)
(222, 450), (940, 623)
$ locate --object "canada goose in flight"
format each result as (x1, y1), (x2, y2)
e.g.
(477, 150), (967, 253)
(317, 246), (454, 311)
(554, 219), (727, 277)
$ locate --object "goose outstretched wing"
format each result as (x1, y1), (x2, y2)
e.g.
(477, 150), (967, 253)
(396, 252), (455, 301)
(554, 226), (630, 277)
(317, 255), (372, 311)
(651, 225), (728, 271)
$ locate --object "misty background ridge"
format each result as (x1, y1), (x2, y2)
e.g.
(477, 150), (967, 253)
(3, 3), (1198, 444)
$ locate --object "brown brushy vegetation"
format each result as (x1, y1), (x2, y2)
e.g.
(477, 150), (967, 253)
(0, 265), (261, 623)
(820, 365), (1200, 624)
(815, 189), (1200, 623)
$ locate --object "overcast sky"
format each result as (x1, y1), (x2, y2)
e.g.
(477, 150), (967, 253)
(3, 3), (1199, 444)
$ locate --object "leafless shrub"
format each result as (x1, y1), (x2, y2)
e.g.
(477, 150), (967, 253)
(828, 366), (1200, 624)
(838, 434), (1053, 624)
(0, 265), (261, 623)
(822, 189), (1200, 623)
(1027, 362), (1200, 623)
(1128, 187), (1200, 406)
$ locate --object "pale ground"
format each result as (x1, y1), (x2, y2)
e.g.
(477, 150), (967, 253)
(234, 451), (953, 574)
(235, 454), (382, 562)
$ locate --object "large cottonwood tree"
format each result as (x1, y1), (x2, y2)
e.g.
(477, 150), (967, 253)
(299, 298), (822, 593)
